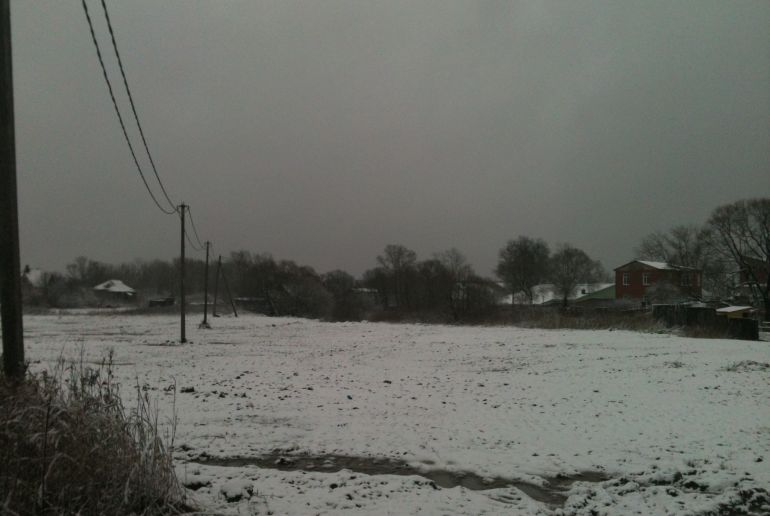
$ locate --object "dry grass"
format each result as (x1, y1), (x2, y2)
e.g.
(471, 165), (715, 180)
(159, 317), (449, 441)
(680, 325), (731, 339)
(493, 307), (664, 332)
(0, 352), (190, 515)
(517, 312), (664, 332)
(363, 306), (665, 333)
(721, 360), (770, 372)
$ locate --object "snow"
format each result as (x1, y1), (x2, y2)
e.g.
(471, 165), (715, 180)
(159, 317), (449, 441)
(716, 306), (755, 314)
(636, 260), (673, 270)
(92, 279), (135, 293)
(22, 313), (770, 515)
(219, 477), (254, 502)
(633, 261), (699, 272)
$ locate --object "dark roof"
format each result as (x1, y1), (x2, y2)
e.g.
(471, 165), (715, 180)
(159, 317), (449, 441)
(614, 260), (700, 272)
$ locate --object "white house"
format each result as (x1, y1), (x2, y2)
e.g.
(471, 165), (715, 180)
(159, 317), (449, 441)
(93, 279), (136, 301)
(500, 282), (614, 305)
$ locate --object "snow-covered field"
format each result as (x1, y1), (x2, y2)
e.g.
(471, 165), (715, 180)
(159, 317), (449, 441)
(22, 313), (770, 515)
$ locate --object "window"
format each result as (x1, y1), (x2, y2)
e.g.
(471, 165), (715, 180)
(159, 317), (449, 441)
(622, 272), (630, 286)
(642, 273), (650, 286)
(681, 273), (691, 286)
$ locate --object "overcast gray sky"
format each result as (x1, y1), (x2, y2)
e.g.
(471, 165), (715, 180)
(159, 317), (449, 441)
(12, 1), (770, 277)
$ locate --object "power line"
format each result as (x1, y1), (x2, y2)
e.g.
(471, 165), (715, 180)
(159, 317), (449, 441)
(184, 226), (205, 252)
(85, 1), (212, 255)
(84, 1), (216, 343)
(81, 0), (176, 215)
(186, 206), (206, 250)
(179, 205), (205, 252)
(100, 0), (176, 212)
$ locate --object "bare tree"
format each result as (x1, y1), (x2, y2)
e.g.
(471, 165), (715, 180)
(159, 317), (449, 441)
(377, 244), (417, 273)
(434, 248), (475, 319)
(435, 248), (473, 283)
(322, 270), (362, 320)
(549, 244), (605, 307)
(377, 244), (418, 308)
(414, 259), (453, 311)
(708, 198), (770, 318)
(362, 266), (390, 309)
(65, 256), (108, 286)
(495, 237), (550, 304)
(636, 225), (729, 298)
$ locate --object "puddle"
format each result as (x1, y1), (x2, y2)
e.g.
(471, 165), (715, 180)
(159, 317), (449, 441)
(189, 452), (608, 506)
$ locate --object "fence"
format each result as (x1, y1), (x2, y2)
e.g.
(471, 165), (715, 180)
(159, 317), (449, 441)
(759, 321), (770, 342)
(652, 305), (759, 341)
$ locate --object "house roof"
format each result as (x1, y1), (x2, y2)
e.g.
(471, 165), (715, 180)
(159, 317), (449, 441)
(716, 306), (755, 314)
(574, 284), (615, 302)
(93, 279), (135, 294)
(614, 260), (700, 272)
(637, 260), (673, 270)
(508, 282), (614, 305)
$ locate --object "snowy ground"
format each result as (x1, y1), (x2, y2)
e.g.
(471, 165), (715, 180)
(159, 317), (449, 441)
(22, 313), (770, 515)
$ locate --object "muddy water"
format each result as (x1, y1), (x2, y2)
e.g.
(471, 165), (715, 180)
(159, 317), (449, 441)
(190, 453), (608, 506)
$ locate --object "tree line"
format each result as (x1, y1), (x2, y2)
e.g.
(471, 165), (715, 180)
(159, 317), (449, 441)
(21, 197), (770, 320)
(22, 257), (206, 308)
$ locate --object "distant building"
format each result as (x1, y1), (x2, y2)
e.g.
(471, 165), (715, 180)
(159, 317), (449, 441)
(22, 266), (46, 289)
(93, 279), (136, 303)
(716, 305), (757, 319)
(233, 296), (273, 314)
(737, 256), (769, 287)
(21, 266), (47, 303)
(573, 284), (616, 308)
(729, 255), (769, 308)
(614, 260), (702, 302)
(504, 282), (615, 305)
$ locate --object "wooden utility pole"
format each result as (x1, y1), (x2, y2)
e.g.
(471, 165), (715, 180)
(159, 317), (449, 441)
(200, 241), (211, 328)
(0, 0), (24, 379)
(212, 255), (221, 317)
(221, 267), (238, 317)
(179, 203), (186, 342)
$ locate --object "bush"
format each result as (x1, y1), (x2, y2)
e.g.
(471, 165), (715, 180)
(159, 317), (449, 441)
(0, 353), (189, 515)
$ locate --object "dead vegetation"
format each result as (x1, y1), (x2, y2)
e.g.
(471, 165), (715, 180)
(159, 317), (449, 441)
(721, 360), (770, 373)
(0, 352), (190, 515)
(491, 307), (664, 332)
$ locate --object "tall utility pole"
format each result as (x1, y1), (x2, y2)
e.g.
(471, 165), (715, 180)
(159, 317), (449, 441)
(178, 203), (187, 343)
(200, 241), (211, 328)
(222, 266), (238, 317)
(0, 0), (24, 379)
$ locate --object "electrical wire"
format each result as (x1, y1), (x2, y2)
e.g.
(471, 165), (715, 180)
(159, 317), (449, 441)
(81, 0), (176, 215)
(184, 226), (205, 252)
(177, 206), (204, 252)
(100, 0), (176, 212)
(186, 206), (207, 250)
(84, 0), (214, 254)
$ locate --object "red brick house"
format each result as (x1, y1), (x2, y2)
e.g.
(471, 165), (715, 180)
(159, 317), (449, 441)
(737, 256), (769, 287)
(734, 255), (769, 308)
(614, 260), (702, 301)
